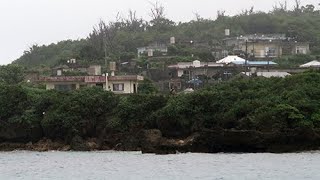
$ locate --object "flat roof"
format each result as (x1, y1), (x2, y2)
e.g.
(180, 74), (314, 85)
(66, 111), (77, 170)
(241, 71), (290, 78)
(38, 75), (144, 83)
(232, 61), (277, 65)
(168, 62), (224, 69)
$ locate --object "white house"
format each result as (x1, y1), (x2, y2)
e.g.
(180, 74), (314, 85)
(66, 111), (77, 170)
(39, 75), (144, 94)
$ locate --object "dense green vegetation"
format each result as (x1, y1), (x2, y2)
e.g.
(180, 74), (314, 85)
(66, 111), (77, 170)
(0, 64), (25, 84)
(3, 2), (320, 146)
(12, 2), (320, 68)
(274, 54), (317, 68)
(1, 71), (320, 142)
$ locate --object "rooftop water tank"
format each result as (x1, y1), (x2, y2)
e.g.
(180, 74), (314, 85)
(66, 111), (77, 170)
(225, 29), (230, 36)
(193, 60), (201, 68)
(109, 62), (116, 71)
(170, 37), (176, 44)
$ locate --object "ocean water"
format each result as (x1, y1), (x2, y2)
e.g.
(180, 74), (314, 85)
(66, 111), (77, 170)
(0, 151), (319, 180)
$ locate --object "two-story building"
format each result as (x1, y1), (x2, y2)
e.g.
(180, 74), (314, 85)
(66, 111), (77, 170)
(38, 63), (144, 94)
(168, 60), (224, 78)
(39, 75), (144, 94)
(224, 34), (310, 59)
(137, 42), (168, 57)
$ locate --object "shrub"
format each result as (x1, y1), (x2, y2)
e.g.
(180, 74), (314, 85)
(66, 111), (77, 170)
(41, 87), (119, 140)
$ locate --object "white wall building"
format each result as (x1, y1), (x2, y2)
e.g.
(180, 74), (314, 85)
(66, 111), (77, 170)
(40, 75), (144, 94)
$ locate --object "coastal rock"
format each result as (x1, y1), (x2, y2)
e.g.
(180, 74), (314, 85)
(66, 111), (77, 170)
(0, 143), (26, 151)
(141, 130), (200, 154)
(266, 128), (320, 153)
(70, 137), (101, 151)
(190, 129), (268, 153)
(141, 129), (162, 153)
(0, 122), (42, 143)
(29, 138), (67, 151)
(115, 130), (144, 151)
(156, 132), (200, 154)
(71, 136), (89, 151)
(1, 128), (320, 153)
(141, 128), (320, 154)
(85, 138), (100, 150)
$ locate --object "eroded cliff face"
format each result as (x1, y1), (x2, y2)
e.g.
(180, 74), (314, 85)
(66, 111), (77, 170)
(1, 127), (320, 153)
(139, 128), (320, 154)
(0, 122), (43, 143)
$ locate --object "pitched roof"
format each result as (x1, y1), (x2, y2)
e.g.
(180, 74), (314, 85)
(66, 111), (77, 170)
(300, 60), (320, 68)
(216, 56), (246, 64)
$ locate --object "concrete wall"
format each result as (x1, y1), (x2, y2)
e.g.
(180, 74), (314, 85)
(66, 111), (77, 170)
(176, 68), (221, 78)
(109, 80), (138, 94)
(293, 44), (310, 55)
(178, 70), (184, 77)
(45, 80), (140, 94)
(88, 65), (101, 75)
(237, 41), (309, 58)
(45, 82), (82, 90)
(46, 83), (55, 90)
(240, 42), (282, 58)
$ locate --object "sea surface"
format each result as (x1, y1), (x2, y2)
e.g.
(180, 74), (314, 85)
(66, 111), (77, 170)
(0, 151), (319, 180)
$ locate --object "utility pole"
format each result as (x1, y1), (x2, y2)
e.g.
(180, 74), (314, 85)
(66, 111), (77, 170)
(245, 40), (248, 76)
(104, 48), (108, 69)
(265, 48), (271, 72)
(103, 32), (109, 73)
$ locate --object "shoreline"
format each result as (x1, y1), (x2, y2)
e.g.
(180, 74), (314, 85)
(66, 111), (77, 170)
(1, 129), (320, 154)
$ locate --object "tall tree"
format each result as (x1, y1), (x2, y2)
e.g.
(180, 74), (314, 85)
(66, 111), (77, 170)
(148, 1), (175, 32)
(0, 64), (25, 85)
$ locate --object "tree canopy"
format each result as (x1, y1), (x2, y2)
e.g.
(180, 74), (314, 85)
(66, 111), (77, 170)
(1, 71), (320, 141)
(0, 64), (25, 84)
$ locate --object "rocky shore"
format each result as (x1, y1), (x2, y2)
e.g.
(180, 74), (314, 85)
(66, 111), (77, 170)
(1, 128), (320, 154)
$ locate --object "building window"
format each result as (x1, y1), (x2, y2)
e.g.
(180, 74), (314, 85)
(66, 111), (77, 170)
(296, 46), (307, 54)
(57, 69), (62, 76)
(266, 47), (277, 57)
(183, 70), (190, 75)
(54, 84), (76, 91)
(96, 83), (104, 88)
(113, 83), (124, 91)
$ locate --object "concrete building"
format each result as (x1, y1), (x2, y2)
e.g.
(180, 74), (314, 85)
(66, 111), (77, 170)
(137, 43), (168, 57)
(224, 34), (310, 59)
(167, 60), (225, 91)
(230, 60), (278, 68)
(39, 75), (144, 94)
(241, 71), (291, 78)
(168, 59), (278, 79)
(52, 64), (102, 76)
(34, 56), (149, 93)
(168, 60), (224, 78)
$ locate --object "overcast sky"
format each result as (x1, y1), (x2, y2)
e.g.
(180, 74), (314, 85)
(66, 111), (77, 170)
(0, 0), (318, 65)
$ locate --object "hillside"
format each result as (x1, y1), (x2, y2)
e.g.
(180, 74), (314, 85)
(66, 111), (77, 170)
(13, 3), (320, 68)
